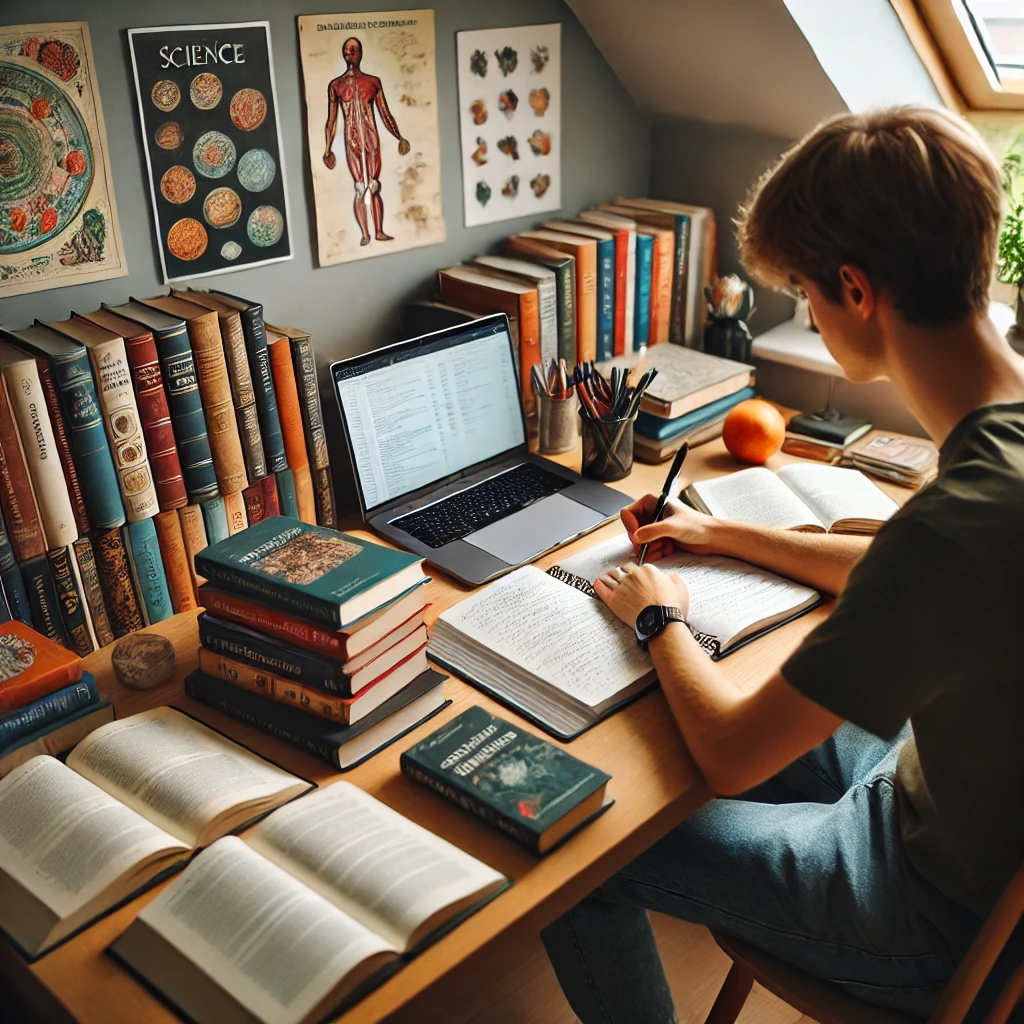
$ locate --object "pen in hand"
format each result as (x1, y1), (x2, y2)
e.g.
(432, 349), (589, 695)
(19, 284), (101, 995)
(637, 443), (689, 566)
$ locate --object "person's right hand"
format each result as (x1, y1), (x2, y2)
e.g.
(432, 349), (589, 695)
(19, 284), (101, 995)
(621, 494), (720, 561)
(324, 151), (337, 170)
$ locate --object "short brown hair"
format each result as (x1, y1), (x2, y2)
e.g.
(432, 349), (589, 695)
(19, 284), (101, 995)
(737, 106), (1001, 326)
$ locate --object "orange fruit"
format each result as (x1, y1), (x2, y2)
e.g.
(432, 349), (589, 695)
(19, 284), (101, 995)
(722, 399), (785, 464)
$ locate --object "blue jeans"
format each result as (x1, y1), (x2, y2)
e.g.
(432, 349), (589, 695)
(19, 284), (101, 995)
(542, 723), (986, 1023)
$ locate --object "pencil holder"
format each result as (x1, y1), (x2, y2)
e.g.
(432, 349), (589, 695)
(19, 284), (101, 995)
(580, 412), (636, 482)
(537, 392), (578, 454)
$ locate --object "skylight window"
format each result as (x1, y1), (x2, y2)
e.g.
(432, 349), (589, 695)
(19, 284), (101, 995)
(964, 0), (1024, 74)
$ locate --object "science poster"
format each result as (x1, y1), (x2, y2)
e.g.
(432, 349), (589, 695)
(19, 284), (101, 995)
(298, 10), (445, 267)
(128, 22), (292, 282)
(456, 22), (561, 228)
(0, 21), (127, 297)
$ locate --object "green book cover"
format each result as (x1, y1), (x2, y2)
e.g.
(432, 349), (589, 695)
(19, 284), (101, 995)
(401, 705), (611, 852)
(193, 516), (424, 628)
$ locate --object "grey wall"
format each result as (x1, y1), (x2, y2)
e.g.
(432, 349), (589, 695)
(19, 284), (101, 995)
(0, 0), (650, 364)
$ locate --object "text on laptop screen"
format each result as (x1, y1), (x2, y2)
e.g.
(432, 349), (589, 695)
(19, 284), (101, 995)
(336, 322), (526, 510)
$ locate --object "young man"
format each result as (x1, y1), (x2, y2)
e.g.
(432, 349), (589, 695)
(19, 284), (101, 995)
(542, 106), (1024, 1022)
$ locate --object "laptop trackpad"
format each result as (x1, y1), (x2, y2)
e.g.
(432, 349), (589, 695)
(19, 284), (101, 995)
(463, 493), (605, 565)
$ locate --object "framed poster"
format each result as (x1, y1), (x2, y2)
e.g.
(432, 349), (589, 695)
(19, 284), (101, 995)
(127, 22), (292, 282)
(298, 10), (445, 266)
(0, 21), (127, 297)
(456, 22), (561, 228)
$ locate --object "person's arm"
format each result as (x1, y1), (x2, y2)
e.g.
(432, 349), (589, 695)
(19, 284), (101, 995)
(373, 80), (410, 153)
(624, 494), (871, 596)
(324, 83), (339, 168)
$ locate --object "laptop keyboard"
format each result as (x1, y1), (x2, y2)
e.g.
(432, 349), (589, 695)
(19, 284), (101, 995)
(390, 463), (572, 548)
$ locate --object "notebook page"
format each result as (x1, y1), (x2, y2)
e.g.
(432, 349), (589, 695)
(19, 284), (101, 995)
(693, 467), (824, 531)
(776, 464), (898, 531)
(436, 567), (651, 707)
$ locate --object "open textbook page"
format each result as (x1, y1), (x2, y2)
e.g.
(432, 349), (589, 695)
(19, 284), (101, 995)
(775, 464), (899, 533)
(689, 467), (826, 531)
(66, 707), (311, 847)
(0, 756), (188, 956)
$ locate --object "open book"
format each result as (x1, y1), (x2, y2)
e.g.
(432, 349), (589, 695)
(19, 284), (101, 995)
(112, 782), (508, 1024)
(687, 465), (899, 534)
(428, 535), (819, 739)
(0, 707), (311, 957)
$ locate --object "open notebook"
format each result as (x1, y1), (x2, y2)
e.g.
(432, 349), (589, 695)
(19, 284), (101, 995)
(428, 535), (819, 739)
(112, 782), (508, 1024)
(686, 464), (900, 534)
(0, 707), (311, 958)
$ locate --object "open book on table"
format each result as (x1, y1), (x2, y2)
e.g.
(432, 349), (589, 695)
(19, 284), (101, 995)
(428, 535), (820, 740)
(0, 707), (311, 958)
(686, 464), (900, 534)
(112, 782), (509, 1024)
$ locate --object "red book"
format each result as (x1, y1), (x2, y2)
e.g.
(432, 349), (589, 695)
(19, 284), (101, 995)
(0, 620), (83, 713)
(262, 474), (280, 517)
(242, 475), (279, 525)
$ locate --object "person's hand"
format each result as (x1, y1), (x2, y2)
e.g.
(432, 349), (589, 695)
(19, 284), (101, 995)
(324, 151), (336, 170)
(594, 562), (690, 629)
(398, 138), (411, 155)
(621, 494), (719, 561)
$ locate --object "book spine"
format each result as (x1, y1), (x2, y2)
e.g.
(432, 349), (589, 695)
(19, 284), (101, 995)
(179, 504), (209, 598)
(92, 526), (144, 638)
(0, 378), (46, 563)
(262, 474), (281, 516)
(274, 468), (299, 519)
(3, 364), (78, 551)
(200, 495), (229, 546)
(653, 232), (673, 345)
(268, 339), (315, 522)
(71, 537), (114, 647)
(151, 327), (219, 501)
(634, 234), (654, 351)
(610, 230), (628, 356)
(288, 336), (329, 473)
(311, 465), (337, 529)
(595, 239), (615, 361)
(0, 675), (98, 749)
(518, 290), (541, 417)
(219, 313), (266, 482)
(575, 245), (597, 364)
(240, 308), (287, 473)
(0, 516), (31, 627)
(242, 478), (266, 525)
(125, 518), (173, 625)
(400, 758), (539, 851)
(87, 338), (160, 522)
(222, 489), (248, 535)
(624, 231), (636, 352)
(20, 554), (71, 648)
(537, 280), (560, 365)
(124, 333), (188, 511)
(35, 360), (91, 536)
(46, 546), (95, 656)
(51, 349), (126, 529)
(153, 509), (199, 614)
(670, 215), (691, 346)
(188, 315), (248, 495)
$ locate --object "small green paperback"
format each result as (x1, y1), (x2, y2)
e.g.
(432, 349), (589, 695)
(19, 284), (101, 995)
(401, 706), (612, 854)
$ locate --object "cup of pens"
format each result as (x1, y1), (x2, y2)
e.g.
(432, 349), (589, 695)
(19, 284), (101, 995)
(532, 360), (578, 455)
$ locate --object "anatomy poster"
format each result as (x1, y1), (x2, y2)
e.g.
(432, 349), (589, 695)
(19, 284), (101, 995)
(456, 22), (561, 228)
(298, 10), (444, 266)
(128, 22), (292, 282)
(0, 21), (126, 297)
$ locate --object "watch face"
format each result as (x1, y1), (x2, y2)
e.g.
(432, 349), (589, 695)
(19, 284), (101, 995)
(639, 608), (658, 633)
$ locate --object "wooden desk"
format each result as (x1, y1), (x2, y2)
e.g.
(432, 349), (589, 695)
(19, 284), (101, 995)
(2, 437), (908, 1024)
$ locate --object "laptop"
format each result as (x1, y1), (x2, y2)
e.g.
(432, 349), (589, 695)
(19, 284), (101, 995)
(331, 314), (630, 585)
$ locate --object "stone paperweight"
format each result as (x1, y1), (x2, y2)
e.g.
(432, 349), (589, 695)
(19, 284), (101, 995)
(112, 633), (176, 691)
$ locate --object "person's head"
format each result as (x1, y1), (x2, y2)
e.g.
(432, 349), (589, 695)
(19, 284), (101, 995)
(737, 106), (1002, 381)
(343, 37), (363, 65)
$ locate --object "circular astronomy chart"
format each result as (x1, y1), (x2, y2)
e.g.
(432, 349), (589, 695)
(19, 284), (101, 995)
(192, 131), (235, 179)
(190, 72), (223, 111)
(229, 88), (267, 131)
(160, 165), (196, 204)
(246, 205), (283, 247)
(236, 148), (275, 192)
(166, 217), (208, 260)
(155, 121), (184, 150)
(202, 186), (241, 228)
(151, 79), (181, 112)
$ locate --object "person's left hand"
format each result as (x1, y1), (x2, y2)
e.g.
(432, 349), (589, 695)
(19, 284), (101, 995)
(398, 138), (411, 155)
(594, 562), (690, 629)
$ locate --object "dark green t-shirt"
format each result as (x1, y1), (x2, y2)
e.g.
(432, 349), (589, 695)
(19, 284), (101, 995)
(783, 402), (1024, 933)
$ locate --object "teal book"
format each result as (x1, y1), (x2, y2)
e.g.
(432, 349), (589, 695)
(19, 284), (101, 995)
(20, 555), (71, 647)
(594, 237), (615, 362)
(0, 518), (31, 626)
(635, 386), (756, 442)
(402, 705), (612, 854)
(125, 518), (174, 625)
(194, 516), (426, 629)
(669, 213), (691, 345)
(0, 673), (99, 750)
(46, 546), (95, 656)
(200, 496), (229, 547)
(274, 468), (299, 519)
(634, 233), (654, 351)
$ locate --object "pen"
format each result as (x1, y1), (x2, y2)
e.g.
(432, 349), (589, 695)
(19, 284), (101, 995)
(637, 442), (689, 566)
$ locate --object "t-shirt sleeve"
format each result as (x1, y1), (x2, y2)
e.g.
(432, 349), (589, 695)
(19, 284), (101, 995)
(782, 517), (985, 740)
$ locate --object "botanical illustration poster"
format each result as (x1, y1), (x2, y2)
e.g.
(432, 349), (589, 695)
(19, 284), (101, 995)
(0, 21), (127, 297)
(298, 10), (445, 266)
(456, 22), (561, 228)
(127, 22), (292, 283)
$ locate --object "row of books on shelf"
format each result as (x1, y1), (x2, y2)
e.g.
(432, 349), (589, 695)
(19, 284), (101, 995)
(0, 290), (336, 655)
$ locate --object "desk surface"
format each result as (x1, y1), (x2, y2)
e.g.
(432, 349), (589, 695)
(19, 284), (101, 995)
(7, 435), (908, 1024)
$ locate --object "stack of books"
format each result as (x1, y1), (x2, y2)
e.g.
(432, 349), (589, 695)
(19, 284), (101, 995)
(840, 429), (939, 488)
(782, 411), (873, 464)
(184, 516), (449, 769)
(0, 620), (113, 778)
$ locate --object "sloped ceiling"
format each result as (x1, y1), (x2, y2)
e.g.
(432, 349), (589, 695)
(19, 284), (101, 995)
(566, 0), (846, 139)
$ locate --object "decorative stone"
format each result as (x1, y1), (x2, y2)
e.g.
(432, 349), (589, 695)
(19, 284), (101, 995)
(112, 633), (176, 691)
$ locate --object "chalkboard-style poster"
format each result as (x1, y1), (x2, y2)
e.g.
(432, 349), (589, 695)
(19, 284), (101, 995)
(128, 22), (292, 282)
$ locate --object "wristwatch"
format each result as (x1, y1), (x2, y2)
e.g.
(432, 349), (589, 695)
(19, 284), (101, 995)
(635, 605), (688, 650)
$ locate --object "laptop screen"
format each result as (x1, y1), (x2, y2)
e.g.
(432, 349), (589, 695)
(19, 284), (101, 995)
(334, 317), (526, 512)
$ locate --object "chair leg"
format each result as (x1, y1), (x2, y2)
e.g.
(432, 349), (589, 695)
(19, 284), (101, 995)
(705, 960), (755, 1024)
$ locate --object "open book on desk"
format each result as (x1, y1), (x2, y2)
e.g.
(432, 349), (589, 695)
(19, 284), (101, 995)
(0, 707), (311, 958)
(428, 535), (820, 740)
(686, 464), (900, 535)
(112, 782), (509, 1024)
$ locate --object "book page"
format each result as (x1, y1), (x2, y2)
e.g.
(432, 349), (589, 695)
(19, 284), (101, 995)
(776, 464), (899, 531)
(0, 756), (186, 921)
(66, 707), (306, 847)
(437, 567), (652, 708)
(693, 467), (824, 531)
(138, 836), (394, 1024)
(247, 782), (505, 952)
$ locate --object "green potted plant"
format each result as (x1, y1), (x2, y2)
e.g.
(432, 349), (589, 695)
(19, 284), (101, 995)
(997, 145), (1024, 329)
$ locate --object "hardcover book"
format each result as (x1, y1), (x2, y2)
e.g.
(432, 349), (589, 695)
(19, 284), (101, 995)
(403, 705), (612, 853)
(633, 231), (654, 350)
(473, 256), (560, 366)
(179, 504), (209, 598)
(194, 517), (426, 629)
(20, 556), (72, 649)
(274, 467), (300, 520)
(46, 547), (96, 656)
(153, 510), (198, 614)
(200, 496), (230, 547)
(92, 527), (145, 638)
(0, 373), (46, 564)
(124, 518), (174, 625)
(71, 538), (114, 647)
(0, 698), (113, 781)
(0, 619), (83, 713)
(223, 489), (248, 535)
(504, 237), (576, 364)
(576, 210), (637, 353)
(0, 672), (99, 750)
(0, 519), (32, 628)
